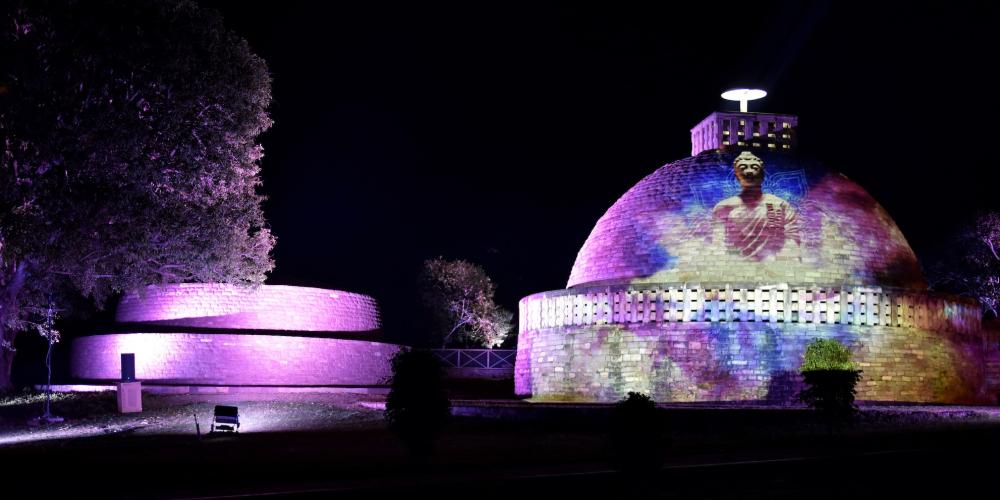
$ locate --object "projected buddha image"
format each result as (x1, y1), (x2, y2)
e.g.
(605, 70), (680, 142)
(515, 103), (990, 405)
(711, 151), (800, 260)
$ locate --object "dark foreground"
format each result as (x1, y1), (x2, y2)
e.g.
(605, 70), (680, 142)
(4, 424), (999, 499)
(3, 393), (1000, 499)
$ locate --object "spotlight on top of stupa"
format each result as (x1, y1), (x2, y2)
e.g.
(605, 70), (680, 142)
(721, 88), (767, 112)
(689, 89), (796, 156)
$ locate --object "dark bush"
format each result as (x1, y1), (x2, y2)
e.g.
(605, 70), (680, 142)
(384, 349), (451, 455)
(608, 392), (665, 472)
(798, 339), (862, 420)
(799, 369), (862, 419)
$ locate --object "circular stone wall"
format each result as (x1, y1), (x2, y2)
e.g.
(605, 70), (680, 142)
(115, 284), (380, 332)
(71, 333), (400, 386)
(71, 284), (400, 386)
(515, 284), (988, 404)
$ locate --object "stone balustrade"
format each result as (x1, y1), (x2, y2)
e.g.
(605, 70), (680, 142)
(520, 284), (980, 335)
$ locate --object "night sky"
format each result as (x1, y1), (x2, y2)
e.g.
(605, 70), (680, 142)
(200, 1), (999, 341)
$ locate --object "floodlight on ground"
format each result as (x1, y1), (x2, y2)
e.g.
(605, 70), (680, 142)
(721, 88), (767, 112)
(211, 405), (241, 433)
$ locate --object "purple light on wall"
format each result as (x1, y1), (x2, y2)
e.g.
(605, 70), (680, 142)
(115, 284), (381, 332)
(71, 333), (403, 386)
(70, 285), (401, 387)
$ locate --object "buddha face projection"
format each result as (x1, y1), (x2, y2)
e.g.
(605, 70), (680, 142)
(734, 150), (764, 187)
(711, 151), (800, 260)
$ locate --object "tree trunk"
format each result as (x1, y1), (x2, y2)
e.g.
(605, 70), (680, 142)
(0, 340), (14, 391)
(0, 262), (29, 391)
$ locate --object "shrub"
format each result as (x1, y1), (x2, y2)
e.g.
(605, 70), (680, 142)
(801, 338), (856, 371)
(798, 339), (862, 420)
(608, 392), (665, 472)
(384, 350), (451, 455)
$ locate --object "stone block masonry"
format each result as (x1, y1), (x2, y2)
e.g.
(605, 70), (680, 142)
(115, 284), (380, 332)
(517, 322), (988, 404)
(71, 284), (399, 387)
(516, 142), (1000, 403)
(515, 285), (991, 404)
(72, 333), (401, 386)
(567, 152), (927, 290)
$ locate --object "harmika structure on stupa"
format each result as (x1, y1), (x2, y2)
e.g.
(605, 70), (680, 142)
(515, 92), (1000, 404)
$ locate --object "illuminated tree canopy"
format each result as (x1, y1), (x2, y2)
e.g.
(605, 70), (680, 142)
(419, 258), (512, 348)
(0, 0), (275, 387)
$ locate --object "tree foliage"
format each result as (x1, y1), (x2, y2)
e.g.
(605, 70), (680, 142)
(930, 211), (1000, 317)
(798, 339), (861, 420)
(800, 338), (856, 372)
(0, 0), (275, 387)
(419, 257), (512, 348)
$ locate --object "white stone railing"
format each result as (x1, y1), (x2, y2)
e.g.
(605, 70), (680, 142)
(519, 284), (981, 335)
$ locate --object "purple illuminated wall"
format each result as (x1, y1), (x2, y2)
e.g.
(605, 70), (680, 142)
(115, 284), (380, 332)
(72, 333), (400, 385)
(71, 284), (400, 386)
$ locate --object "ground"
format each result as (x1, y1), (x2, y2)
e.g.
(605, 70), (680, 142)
(2, 390), (1000, 498)
(0, 391), (384, 445)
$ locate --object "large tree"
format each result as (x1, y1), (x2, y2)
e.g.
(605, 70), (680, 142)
(419, 258), (513, 348)
(0, 0), (275, 388)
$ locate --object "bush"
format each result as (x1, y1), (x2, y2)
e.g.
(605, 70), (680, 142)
(798, 339), (862, 420)
(608, 392), (665, 472)
(801, 338), (856, 371)
(384, 350), (451, 455)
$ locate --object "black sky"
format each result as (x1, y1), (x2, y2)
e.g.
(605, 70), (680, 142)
(203, 1), (1000, 341)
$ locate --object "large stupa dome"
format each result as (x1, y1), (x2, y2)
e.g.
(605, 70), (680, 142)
(568, 150), (926, 290)
(514, 107), (998, 405)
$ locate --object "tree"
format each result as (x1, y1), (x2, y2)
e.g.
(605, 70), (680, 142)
(608, 392), (665, 472)
(384, 349), (450, 455)
(419, 257), (513, 348)
(798, 339), (862, 420)
(929, 211), (1000, 317)
(0, 0), (275, 389)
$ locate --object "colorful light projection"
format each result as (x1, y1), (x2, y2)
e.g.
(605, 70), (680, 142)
(517, 150), (994, 404)
(568, 151), (925, 289)
(711, 151), (799, 260)
(516, 287), (985, 403)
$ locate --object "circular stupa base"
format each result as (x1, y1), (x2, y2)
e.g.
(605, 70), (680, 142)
(70, 284), (401, 387)
(71, 333), (402, 386)
(515, 283), (990, 404)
